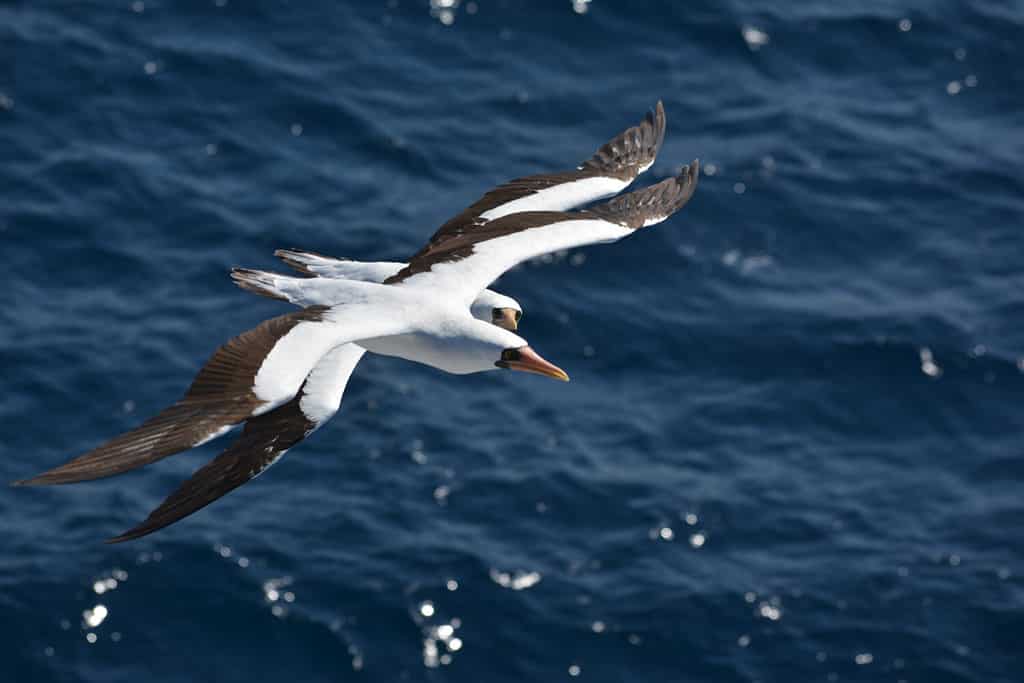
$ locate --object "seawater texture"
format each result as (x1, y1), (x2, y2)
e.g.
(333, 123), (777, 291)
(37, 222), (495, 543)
(2, 2), (1022, 682)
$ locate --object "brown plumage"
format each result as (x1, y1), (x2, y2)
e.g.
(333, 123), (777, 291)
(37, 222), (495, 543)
(385, 160), (699, 284)
(411, 101), (666, 258)
(582, 159), (699, 228)
(106, 393), (317, 543)
(14, 307), (326, 486)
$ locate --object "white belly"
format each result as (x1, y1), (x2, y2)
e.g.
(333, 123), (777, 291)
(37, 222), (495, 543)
(361, 332), (495, 375)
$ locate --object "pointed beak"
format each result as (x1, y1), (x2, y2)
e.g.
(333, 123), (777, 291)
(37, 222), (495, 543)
(494, 308), (519, 331)
(497, 346), (569, 382)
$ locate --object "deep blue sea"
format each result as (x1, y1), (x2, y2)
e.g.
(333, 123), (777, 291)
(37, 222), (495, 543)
(3, 2), (1023, 681)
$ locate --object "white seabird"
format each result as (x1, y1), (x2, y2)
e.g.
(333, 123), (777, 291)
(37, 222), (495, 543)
(14, 103), (698, 543)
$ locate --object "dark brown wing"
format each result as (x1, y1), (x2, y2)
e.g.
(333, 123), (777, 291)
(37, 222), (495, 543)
(581, 159), (701, 228)
(385, 160), (700, 289)
(411, 101), (667, 258)
(105, 394), (316, 543)
(14, 308), (326, 486)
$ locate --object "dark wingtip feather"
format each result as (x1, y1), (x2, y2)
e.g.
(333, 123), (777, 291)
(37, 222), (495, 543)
(652, 100), (666, 153)
(10, 402), (223, 486)
(582, 158), (700, 229)
(679, 158), (700, 201)
(579, 101), (668, 179)
(105, 524), (158, 543)
(104, 531), (137, 544)
(18, 309), (325, 490)
(103, 397), (314, 543)
(13, 471), (77, 487)
(12, 475), (64, 487)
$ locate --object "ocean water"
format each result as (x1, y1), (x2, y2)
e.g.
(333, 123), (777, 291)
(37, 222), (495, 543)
(2, 1), (1022, 681)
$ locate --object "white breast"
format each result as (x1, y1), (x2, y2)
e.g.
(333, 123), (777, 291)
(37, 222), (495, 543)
(361, 316), (523, 376)
(361, 332), (496, 375)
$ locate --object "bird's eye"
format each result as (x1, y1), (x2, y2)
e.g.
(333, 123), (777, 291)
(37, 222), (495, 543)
(500, 348), (520, 362)
(492, 308), (503, 321)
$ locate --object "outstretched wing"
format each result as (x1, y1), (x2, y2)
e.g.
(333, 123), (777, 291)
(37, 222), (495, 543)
(413, 102), (667, 257)
(241, 104), (665, 307)
(15, 282), (412, 486)
(106, 344), (366, 542)
(384, 160), (699, 306)
(14, 308), (327, 486)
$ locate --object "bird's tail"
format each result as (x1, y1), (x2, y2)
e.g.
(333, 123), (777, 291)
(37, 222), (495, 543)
(274, 250), (406, 283)
(230, 268), (293, 302)
(232, 267), (395, 308)
(274, 248), (349, 276)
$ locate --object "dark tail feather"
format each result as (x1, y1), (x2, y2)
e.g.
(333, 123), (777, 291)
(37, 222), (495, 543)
(274, 248), (347, 276)
(230, 268), (292, 302)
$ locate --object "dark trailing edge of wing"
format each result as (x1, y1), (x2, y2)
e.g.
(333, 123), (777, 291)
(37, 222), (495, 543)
(384, 160), (700, 285)
(12, 308), (327, 487)
(106, 394), (317, 543)
(412, 101), (667, 257)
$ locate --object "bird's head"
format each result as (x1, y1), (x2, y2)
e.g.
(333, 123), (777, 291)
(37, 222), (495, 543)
(453, 321), (568, 381)
(470, 290), (522, 331)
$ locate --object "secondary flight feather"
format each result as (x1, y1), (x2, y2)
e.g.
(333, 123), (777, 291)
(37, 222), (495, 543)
(14, 102), (699, 543)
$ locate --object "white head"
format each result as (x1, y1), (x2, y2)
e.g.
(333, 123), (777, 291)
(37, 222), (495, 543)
(470, 289), (523, 331)
(439, 317), (568, 381)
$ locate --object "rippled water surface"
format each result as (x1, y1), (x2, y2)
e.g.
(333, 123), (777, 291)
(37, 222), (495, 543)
(3, 2), (1023, 682)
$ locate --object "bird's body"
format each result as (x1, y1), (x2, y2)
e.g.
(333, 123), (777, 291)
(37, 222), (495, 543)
(265, 253), (524, 320)
(232, 271), (530, 376)
(359, 299), (528, 377)
(15, 102), (701, 543)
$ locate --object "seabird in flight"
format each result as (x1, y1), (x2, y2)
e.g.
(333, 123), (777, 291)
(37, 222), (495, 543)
(14, 103), (698, 543)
